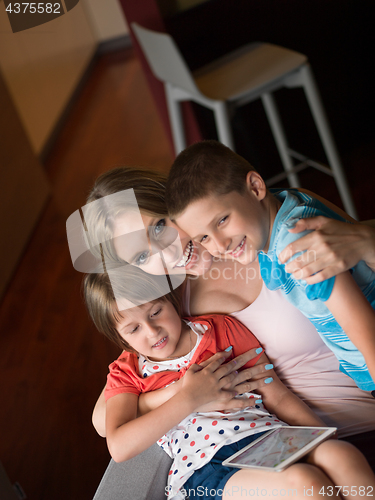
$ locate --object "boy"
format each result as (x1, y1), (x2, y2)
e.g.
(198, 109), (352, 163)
(166, 140), (375, 394)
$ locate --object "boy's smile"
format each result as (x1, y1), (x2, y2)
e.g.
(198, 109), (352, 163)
(174, 172), (276, 266)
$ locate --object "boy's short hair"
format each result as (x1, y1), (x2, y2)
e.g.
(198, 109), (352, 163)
(166, 140), (255, 218)
(83, 265), (183, 351)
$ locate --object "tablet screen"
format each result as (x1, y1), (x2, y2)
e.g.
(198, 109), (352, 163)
(227, 427), (334, 470)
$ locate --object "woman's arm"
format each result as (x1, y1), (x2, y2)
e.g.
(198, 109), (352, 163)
(253, 354), (325, 427)
(325, 271), (375, 384)
(279, 217), (375, 283)
(92, 385), (106, 438)
(106, 351), (239, 462)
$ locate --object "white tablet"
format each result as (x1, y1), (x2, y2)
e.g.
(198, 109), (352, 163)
(222, 426), (337, 472)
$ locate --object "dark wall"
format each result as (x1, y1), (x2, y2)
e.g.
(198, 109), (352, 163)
(165, 0), (375, 157)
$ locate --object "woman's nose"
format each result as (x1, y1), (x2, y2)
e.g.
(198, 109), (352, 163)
(162, 239), (179, 259)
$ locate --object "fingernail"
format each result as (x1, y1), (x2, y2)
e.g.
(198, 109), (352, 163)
(255, 399), (262, 404)
(255, 347), (263, 354)
(265, 377), (273, 384)
(225, 346), (233, 352)
(265, 364), (273, 370)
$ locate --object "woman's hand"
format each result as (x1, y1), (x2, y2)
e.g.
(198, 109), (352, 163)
(278, 216), (375, 283)
(194, 347), (273, 412)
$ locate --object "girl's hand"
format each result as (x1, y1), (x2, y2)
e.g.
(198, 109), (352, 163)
(181, 350), (239, 410)
(278, 216), (375, 283)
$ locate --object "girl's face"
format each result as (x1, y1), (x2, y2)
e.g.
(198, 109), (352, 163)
(112, 213), (213, 277)
(116, 299), (189, 361)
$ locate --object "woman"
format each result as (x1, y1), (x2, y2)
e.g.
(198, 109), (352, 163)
(81, 167), (375, 494)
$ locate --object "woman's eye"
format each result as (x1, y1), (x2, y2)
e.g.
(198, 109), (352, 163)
(152, 308), (162, 317)
(154, 219), (166, 236)
(129, 325), (139, 334)
(135, 251), (150, 266)
(151, 219), (166, 240)
(218, 216), (228, 226)
(200, 235), (208, 244)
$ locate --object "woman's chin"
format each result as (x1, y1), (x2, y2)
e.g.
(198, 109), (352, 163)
(186, 250), (213, 277)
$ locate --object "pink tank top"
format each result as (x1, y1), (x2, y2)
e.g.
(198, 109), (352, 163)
(183, 280), (375, 437)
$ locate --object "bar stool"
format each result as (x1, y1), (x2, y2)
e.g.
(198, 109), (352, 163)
(132, 22), (357, 219)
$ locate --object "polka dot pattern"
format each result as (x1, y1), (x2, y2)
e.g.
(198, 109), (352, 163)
(137, 322), (284, 499)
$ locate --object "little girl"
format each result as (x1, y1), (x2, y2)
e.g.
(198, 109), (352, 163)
(84, 265), (374, 500)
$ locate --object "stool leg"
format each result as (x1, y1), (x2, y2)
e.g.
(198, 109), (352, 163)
(165, 83), (186, 155)
(300, 65), (358, 219)
(261, 92), (300, 187)
(213, 101), (235, 151)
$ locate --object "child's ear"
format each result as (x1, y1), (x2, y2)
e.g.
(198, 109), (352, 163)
(245, 171), (267, 201)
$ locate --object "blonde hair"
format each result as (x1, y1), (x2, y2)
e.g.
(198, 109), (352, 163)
(83, 167), (168, 263)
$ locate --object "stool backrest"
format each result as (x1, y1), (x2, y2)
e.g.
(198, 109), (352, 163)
(131, 23), (200, 97)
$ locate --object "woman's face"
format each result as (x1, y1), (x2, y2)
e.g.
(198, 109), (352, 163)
(112, 212), (213, 277)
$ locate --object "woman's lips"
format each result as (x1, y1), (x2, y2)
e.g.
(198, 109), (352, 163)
(174, 240), (194, 268)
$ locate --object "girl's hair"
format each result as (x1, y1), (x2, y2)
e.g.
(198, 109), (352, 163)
(83, 264), (183, 351)
(83, 167), (169, 263)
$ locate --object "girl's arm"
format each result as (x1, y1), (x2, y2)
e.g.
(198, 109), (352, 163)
(325, 271), (375, 384)
(93, 347), (271, 437)
(279, 217), (375, 282)
(253, 353), (325, 427)
(106, 352), (239, 462)
(139, 347), (272, 415)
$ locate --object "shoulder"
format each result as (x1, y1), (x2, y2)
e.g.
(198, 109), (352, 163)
(108, 352), (140, 383)
(185, 313), (254, 340)
(190, 287), (243, 315)
(271, 189), (345, 256)
(298, 188), (354, 222)
(105, 352), (141, 400)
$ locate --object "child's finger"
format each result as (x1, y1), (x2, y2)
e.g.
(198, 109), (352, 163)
(202, 350), (235, 375)
(186, 363), (203, 374)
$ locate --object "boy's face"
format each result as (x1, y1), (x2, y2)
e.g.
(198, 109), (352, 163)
(116, 300), (186, 361)
(175, 172), (271, 266)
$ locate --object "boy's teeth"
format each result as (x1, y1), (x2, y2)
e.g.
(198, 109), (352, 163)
(233, 237), (245, 254)
(175, 241), (193, 267)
